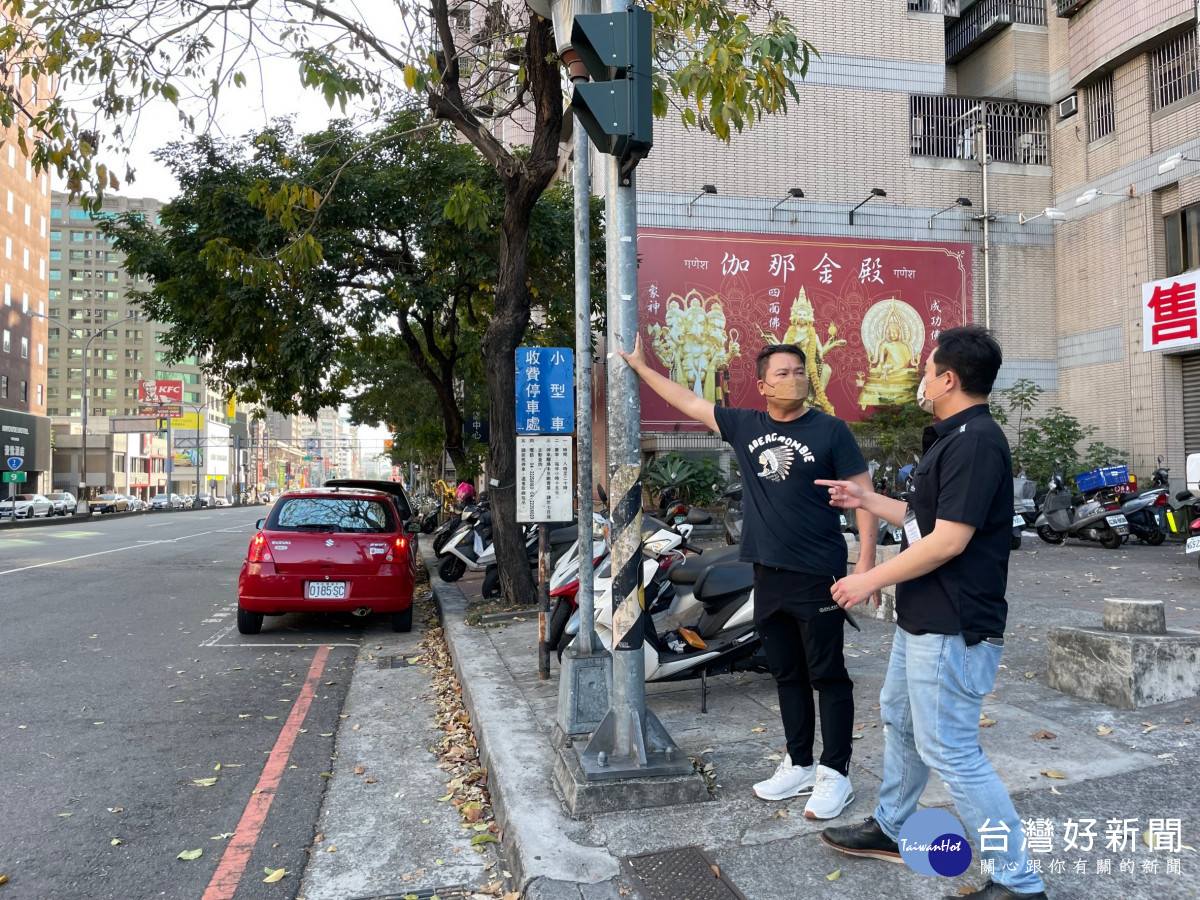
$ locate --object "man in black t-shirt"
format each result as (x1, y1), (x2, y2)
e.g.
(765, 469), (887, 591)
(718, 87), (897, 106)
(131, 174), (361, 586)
(620, 336), (878, 820)
(816, 327), (1049, 900)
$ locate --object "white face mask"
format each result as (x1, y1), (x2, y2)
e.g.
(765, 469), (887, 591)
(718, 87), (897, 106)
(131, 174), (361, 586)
(916, 373), (950, 414)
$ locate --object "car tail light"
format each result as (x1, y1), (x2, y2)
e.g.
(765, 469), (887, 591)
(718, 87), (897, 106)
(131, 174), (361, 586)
(247, 533), (273, 563)
(384, 536), (407, 563)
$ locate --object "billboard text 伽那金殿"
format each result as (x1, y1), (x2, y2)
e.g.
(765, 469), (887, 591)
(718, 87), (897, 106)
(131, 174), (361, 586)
(637, 228), (972, 428)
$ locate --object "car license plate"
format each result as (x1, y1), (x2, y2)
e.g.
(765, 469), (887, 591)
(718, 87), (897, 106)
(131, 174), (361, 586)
(1106, 515), (1128, 527)
(1013, 514), (1024, 527)
(1187, 536), (1200, 554)
(307, 581), (347, 599)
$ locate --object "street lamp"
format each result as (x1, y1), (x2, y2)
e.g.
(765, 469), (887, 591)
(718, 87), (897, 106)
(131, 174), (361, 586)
(32, 311), (140, 513)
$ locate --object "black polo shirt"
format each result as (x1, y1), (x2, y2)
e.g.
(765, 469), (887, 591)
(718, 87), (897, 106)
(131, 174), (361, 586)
(896, 404), (1012, 645)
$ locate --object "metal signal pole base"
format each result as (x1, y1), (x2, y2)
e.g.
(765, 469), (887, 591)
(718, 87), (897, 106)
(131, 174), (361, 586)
(577, 703), (692, 781)
(555, 636), (612, 738)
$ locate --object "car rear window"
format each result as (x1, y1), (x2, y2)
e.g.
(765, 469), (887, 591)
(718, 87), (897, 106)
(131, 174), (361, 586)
(270, 496), (394, 533)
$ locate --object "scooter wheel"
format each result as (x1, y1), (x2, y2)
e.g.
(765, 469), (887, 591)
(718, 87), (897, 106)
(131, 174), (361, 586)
(1143, 528), (1166, 547)
(481, 565), (501, 599)
(1099, 528), (1124, 550)
(1011, 534), (1022, 551)
(1037, 525), (1065, 545)
(547, 596), (573, 660)
(439, 555), (467, 582)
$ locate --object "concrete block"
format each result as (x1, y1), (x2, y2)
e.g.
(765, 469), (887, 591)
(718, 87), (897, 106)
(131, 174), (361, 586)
(1103, 597), (1167, 634)
(554, 740), (712, 818)
(1046, 625), (1200, 709)
(555, 647), (612, 736)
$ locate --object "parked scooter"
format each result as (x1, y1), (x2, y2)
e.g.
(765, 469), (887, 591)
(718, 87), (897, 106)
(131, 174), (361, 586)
(440, 507), (538, 581)
(723, 482), (743, 545)
(1035, 471), (1130, 549)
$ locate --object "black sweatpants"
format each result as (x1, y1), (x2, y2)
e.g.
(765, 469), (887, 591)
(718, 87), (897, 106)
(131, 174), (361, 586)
(753, 564), (854, 776)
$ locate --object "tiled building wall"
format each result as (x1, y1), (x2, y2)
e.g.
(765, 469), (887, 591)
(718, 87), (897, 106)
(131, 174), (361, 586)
(1068, 0), (1194, 83)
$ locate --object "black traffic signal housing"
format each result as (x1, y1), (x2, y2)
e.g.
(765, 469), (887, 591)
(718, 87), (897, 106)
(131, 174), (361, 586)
(570, 7), (653, 180)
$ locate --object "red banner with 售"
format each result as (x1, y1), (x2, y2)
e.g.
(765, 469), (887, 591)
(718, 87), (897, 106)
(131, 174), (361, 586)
(636, 228), (972, 427)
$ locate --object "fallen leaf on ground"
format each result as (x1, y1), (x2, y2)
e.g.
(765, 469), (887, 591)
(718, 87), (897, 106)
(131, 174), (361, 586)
(770, 809), (787, 819)
(192, 778), (218, 787)
(177, 849), (203, 861)
(1050, 787), (1061, 795)
(107, 808), (123, 813)
(979, 718), (997, 728)
(1097, 726), (1113, 736)
(263, 867), (286, 883)
(110, 838), (122, 846)
(1030, 730), (1055, 740)
(750, 727), (764, 733)
(711, 864), (720, 878)
(1040, 769), (1067, 779)
(827, 870), (841, 881)
(354, 766), (365, 775)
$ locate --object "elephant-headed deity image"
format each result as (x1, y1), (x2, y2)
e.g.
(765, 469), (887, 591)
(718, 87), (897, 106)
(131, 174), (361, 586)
(855, 298), (925, 409)
(646, 289), (740, 404)
(759, 286), (844, 415)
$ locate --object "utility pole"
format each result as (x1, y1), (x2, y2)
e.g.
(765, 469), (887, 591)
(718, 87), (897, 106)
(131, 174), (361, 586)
(569, 0), (689, 779)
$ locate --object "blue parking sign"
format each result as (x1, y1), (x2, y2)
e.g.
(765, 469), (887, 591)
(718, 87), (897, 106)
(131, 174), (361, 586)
(515, 347), (574, 434)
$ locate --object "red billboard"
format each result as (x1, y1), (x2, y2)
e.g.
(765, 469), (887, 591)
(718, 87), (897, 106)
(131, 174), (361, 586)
(636, 228), (972, 427)
(137, 379), (183, 404)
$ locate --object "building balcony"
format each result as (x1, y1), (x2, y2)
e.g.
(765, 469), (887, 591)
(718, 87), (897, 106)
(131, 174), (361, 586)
(946, 0), (1046, 63)
(1055, 0), (1093, 16)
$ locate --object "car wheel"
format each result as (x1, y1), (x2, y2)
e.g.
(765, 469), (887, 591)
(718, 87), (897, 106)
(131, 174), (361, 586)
(391, 606), (413, 633)
(237, 607), (264, 635)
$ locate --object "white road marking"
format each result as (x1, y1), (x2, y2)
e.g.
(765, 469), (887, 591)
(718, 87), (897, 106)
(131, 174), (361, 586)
(0, 530), (216, 576)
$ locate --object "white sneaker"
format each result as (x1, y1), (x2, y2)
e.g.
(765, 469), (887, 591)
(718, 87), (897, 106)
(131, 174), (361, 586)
(752, 753), (818, 801)
(803, 765), (854, 819)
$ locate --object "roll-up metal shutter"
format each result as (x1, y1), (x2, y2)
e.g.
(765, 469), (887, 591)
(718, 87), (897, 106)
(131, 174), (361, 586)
(1184, 353), (1200, 457)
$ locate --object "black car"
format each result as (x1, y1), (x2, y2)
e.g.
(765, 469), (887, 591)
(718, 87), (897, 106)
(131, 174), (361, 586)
(323, 478), (414, 523)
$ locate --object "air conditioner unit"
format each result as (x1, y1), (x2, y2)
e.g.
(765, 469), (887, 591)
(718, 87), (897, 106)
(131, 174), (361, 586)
(1057, 94), (1078, 119)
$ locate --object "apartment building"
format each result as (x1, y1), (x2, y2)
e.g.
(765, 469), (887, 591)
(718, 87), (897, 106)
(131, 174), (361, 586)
(43, 191), (238, 498)
(0, 10), (53, 492)
(612, 0), (1200, 479)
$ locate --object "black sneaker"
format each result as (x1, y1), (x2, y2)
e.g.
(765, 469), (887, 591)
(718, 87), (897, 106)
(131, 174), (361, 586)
(820, 816), (902, 863)
(944, 881), (1048, 900)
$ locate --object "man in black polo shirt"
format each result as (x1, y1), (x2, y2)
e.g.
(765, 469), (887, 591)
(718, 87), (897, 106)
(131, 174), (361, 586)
(619, 335), (877, 820)
(815, 326), (1048, 900)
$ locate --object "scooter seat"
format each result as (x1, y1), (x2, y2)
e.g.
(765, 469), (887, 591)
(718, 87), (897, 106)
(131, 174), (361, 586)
(548, 525), (578, 547)
(693, 560), (755, 606)
(668, 544), (740, 585)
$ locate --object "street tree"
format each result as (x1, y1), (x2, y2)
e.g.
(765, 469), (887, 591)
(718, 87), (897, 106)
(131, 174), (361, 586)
(6, 0), (814, 602)
(104, 112), (601, 475)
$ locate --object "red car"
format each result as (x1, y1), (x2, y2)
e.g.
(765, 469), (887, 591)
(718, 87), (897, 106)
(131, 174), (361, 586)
(237, 487), (418, 634)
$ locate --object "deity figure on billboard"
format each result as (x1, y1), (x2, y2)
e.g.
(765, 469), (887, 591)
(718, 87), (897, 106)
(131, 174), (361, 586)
(855, 298), (925, 409)
(647, 290), (741, 405)
(759, 287), (845, 415)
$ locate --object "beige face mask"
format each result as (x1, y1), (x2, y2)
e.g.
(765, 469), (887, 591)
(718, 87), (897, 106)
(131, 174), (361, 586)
(764, 375), (807, 401)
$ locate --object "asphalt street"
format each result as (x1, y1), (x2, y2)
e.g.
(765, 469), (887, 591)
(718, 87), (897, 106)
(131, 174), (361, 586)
(0, 508), (393, 900)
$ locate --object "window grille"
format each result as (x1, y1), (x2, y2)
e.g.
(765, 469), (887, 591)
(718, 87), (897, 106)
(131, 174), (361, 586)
(1086, 75), (1114, 142)
(1152, 30), (1200, 111)
(910, 95), (1050, 164)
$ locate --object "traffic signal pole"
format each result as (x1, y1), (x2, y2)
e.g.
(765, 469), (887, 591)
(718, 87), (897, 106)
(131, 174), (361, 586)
(574, 0), (688, 780)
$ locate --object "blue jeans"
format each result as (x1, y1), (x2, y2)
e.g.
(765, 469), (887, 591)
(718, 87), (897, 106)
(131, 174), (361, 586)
(874, 627), (1044, 894)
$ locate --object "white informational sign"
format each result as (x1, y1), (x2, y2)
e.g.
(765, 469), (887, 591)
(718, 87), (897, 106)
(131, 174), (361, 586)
(1142, 270), (1200, 352)
(516, 435), (574, 523)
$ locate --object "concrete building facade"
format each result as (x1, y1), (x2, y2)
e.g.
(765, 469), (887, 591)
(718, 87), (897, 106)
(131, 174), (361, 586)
(613, 0), (1200, 483)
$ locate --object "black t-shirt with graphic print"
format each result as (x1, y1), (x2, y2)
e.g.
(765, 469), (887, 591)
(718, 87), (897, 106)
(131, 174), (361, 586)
(714, 406), (868, 576)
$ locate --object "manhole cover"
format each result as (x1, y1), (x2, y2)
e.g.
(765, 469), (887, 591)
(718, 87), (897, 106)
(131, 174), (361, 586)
(623, 846), (748, 900)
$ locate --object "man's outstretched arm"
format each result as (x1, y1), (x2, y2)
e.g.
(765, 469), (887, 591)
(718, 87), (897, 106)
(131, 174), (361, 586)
(617, 334), (719, 432)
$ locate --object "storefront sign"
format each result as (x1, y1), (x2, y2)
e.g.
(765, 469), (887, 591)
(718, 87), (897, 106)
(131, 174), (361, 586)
(635, 228), (972, 428)
(1143, 272), (1199, 352)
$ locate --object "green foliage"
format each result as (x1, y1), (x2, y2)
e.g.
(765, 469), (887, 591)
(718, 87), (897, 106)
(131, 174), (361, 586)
(848, 403), (927, 473)
(1017, 407), (1126, 487)
(643, 452), (726, 508)
(990, 378), (1043, 470)
(102, 111), (604, 466)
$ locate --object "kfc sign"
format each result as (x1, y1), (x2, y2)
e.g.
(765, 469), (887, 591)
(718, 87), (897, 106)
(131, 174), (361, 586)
(137, 379), (183, 403)
(1143, 273), (1200, 352)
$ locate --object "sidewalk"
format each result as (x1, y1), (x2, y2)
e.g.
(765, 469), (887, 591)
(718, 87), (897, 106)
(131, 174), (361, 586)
(420, 538), (1200, 900)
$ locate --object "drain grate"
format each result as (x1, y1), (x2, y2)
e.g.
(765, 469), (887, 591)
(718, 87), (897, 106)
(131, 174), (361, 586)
(623, 846), (748, 900)
(376, 655), (420, 669)
(348, 887), (470, 900)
